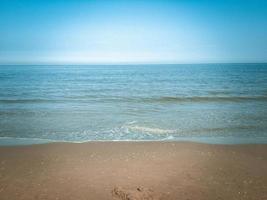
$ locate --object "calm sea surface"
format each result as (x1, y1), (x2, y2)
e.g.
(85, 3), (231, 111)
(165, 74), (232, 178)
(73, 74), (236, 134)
(0, 64), (267, 145)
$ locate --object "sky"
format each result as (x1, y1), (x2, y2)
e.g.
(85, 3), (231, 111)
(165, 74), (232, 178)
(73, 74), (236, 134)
(0, 0), (267, 64)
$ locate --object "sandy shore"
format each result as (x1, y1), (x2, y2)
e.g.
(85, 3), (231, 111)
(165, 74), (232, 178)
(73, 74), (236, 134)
(0, 142), (267, 200)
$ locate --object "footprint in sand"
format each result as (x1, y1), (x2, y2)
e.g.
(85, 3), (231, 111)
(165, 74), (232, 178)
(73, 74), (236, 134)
(112, 186), (158, 200)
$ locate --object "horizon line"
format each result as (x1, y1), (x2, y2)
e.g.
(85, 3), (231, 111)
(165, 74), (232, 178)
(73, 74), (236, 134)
(0, 62), (267, 66)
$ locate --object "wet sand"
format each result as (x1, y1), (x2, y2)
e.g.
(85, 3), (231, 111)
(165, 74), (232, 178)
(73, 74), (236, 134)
(0, 142), (267, 200)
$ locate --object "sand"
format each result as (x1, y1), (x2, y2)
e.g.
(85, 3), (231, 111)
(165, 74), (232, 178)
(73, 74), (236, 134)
(0, 142), (267, 200)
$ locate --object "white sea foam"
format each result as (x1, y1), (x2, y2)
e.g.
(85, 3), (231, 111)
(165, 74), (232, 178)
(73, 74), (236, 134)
(124, 125), (177, 134)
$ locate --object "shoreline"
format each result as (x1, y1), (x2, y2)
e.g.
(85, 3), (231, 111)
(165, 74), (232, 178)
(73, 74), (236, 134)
(1, 136), (267, 146)
(0, 141), (267, 199)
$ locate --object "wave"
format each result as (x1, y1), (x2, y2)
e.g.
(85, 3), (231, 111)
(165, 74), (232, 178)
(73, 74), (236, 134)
(1, 95), (267, 104)
(124, 125), (176, 134)
(0, 99), (64, 103)
(145, 96), (267, 103)
(122, 124), (267, 136)
(0, 123), (266, 146)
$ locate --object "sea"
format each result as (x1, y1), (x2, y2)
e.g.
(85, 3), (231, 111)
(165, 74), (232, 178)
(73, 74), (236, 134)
(0, 63), (267, 145)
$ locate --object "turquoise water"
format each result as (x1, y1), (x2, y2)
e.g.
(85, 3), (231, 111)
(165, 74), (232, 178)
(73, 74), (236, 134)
(0, 64), (267, 145)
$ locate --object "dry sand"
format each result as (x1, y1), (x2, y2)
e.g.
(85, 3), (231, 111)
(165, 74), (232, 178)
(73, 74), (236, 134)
(0, 142), (267, 200)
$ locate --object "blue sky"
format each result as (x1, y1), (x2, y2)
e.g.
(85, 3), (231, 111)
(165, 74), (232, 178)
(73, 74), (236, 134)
(0, 0), (267, 64)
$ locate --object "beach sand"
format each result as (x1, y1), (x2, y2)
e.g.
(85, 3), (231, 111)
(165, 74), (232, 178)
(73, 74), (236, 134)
(0, 142), (267, 200)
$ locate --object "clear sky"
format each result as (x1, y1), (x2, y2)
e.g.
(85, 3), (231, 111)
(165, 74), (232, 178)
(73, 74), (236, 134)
(0, 0), (267, 64)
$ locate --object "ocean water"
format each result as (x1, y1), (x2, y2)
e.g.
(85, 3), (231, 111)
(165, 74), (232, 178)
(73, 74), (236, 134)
(0, 64), (267, 145)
